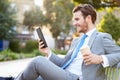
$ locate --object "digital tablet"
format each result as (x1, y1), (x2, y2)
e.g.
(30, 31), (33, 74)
(36, 27), (48, 48)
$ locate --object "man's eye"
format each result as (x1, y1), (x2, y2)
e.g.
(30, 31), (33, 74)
(75, 18), (79, 21)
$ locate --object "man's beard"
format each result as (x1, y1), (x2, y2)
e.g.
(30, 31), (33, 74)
(79, 22), (88, 33)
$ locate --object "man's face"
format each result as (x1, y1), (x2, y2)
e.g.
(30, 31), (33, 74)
(72, 11), (88, 33)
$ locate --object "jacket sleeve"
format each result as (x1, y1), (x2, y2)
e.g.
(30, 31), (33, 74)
(101, 33), (120, 66)
(49, 38), (79, 66)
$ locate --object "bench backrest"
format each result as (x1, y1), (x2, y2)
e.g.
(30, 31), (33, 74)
(105, 62), (120, 80)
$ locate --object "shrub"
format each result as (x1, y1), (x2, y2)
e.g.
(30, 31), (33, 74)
(9, 39), (21, 53)
(0, 49), (19, 61)
(97, 11), (120, 41)
(52, 49), (67, 55)
(22, 40), (38, 53)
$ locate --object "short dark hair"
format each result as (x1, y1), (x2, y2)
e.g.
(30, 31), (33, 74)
(72, 4), (96, 24)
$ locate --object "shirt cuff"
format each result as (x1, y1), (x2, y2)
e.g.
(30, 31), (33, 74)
(101, 55), (109, 67)
(45, 51), (52, 59)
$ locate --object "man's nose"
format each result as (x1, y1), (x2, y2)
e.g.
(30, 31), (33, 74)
(73, 21), (78, 26)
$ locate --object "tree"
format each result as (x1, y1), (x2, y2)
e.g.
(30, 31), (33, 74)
(97, 11), (120, 41)
(23, 7), (47, 31)
(0, 0), (16, 40)
(73, 0), (120, 9)
(23, 0), (74, 39)
(74, 0), (101, 9)
(43, 0), (75, 38)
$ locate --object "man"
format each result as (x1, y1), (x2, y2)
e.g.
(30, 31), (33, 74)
(15, 4), (120, 80)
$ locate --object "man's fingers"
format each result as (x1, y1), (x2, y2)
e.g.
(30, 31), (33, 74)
(83, 56), (92, 65)
(82, 53), (91, 57)
(39, 44), (45, 48)
(39, 41), (43, 45)
(38, 39), (43, 42)
(84, 58), (91, 62)
(83, 53), (91, 60)
(85, 62), (92, 65)
(39, 40), (45, 49)
(83, 54), (103, 65)
(83, 54), (93, 65)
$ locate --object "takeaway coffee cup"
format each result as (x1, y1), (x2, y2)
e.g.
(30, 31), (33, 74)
(80, 46), (91, 55)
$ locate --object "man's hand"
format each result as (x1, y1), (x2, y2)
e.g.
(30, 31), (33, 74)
(83, 53), (103, 65)
(38, 39), (50, 57)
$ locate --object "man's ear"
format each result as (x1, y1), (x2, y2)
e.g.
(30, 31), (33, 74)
(85, 15), (92, 23)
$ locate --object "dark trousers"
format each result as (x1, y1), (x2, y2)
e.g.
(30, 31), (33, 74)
(0, 77), (14, 80)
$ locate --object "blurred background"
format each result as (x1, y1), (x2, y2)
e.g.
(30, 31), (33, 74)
(0, 0), (120, 61)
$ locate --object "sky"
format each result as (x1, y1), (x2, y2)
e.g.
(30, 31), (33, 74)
(34, 0), (43, 7)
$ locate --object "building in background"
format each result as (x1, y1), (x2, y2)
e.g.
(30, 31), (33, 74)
(10, 0), (35, 33)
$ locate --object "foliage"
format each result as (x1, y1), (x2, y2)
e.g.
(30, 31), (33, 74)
(23, 0), (74, 39)
(32, 49), (41, 56)
(52, 0), (74, 38)
(22, 40), (38, 53)
(0, 49), (66, 61)
(73, 0), (120, 9)
(9, 39), (21, 53)
(97, 11), (120, 41)
(0, 49), (20, 61)
(52, 49), (67, 55)
(74, 0), (101, 9)
(0, 0), (17, 40)
(43, 0), (75, 38)
(9, 39), (38, 53)
(23, 7), (47, 31)
(0, 49), (40, 61)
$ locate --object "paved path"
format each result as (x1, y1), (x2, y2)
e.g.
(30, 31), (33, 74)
(0, 58), (33, 77)
(0, 55), (64, 77)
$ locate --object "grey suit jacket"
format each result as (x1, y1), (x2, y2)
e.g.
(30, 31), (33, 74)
(49, 30), (120, 80)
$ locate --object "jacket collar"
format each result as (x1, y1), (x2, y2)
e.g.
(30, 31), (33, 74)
(88, 29), (98, 48)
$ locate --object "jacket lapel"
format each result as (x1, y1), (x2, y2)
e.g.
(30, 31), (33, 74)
(69, 37), (82, 56)
(88, 30), (98, 48)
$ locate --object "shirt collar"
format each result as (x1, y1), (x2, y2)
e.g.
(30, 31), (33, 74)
(86, 28), (96, 37)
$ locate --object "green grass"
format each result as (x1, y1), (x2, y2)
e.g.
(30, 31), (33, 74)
(0, 49), (67, 61)
(0, 49), (40, 61)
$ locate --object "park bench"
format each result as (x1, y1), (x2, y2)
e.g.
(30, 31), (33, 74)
(105, 62), (120, 80)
